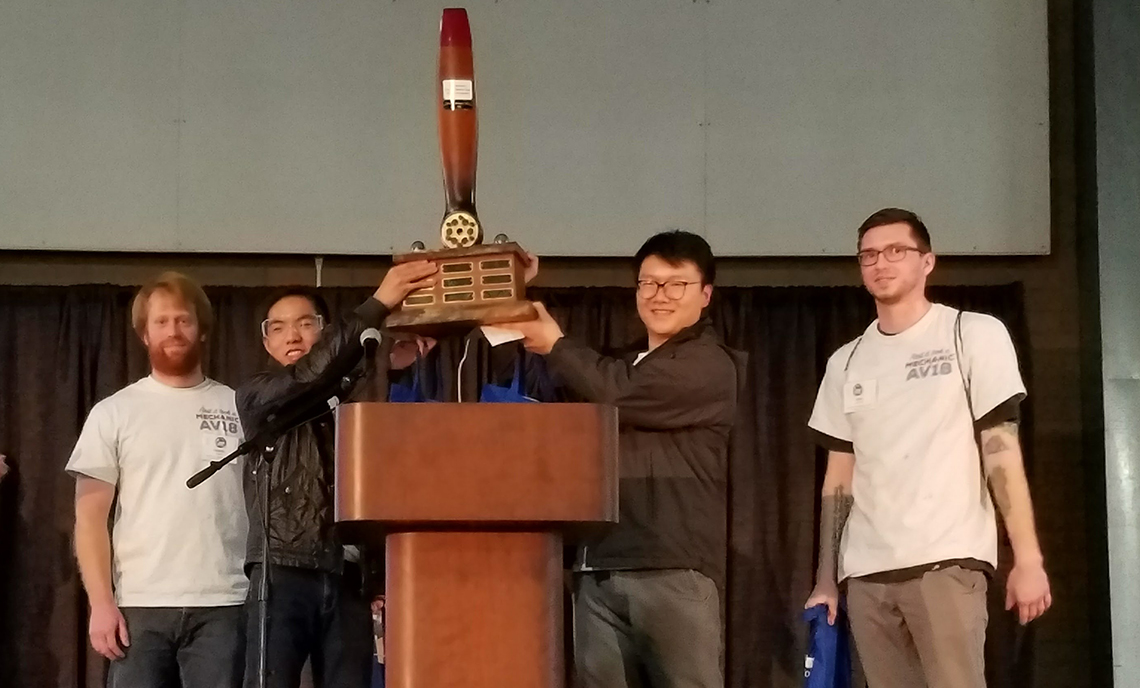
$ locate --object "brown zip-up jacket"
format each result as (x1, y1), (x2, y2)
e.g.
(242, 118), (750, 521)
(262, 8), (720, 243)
(545, 318), (741, 586)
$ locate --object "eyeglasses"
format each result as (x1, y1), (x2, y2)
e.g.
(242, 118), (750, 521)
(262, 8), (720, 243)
(261, 314), (324, 338)
(857, 245), (925, 266)
(636, 280), (701, 300)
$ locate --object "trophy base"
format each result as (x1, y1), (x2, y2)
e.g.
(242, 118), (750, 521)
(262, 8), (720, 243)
(385, 242), (535, 336)
(385, 301), (538, 336)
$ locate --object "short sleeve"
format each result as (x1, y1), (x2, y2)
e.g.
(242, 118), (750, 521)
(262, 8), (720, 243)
(808, 344), (855, 444)
(65, 401), (120, 485)
(960, 312), (1027, 419)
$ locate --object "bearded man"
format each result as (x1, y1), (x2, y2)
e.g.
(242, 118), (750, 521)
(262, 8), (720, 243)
(67, 271), (249, 688)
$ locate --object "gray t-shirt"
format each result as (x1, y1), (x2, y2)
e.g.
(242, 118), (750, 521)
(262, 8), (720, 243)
(67, 375), (249, 606)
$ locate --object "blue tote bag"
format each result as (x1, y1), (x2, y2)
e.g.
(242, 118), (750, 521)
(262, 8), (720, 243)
(479, 355), (537, 404)
(389, 356), (436, 403)
(803, 604), (852, 688)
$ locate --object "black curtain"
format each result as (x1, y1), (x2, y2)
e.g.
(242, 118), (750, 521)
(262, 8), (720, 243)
(0, 283), (1031, 688)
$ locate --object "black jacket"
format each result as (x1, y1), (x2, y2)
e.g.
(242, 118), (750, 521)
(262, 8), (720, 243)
(544, 319), (742, 586)
(236, 298), (390, 573)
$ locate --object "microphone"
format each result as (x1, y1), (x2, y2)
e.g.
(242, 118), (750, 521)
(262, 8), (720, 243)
(360, 327), (383, 354)
(360, 327), (386, 402)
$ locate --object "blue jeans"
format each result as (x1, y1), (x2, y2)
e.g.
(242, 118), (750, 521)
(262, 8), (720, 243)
(108, 605), (245, 688)
(244, 564), (372, 688)
(370, 657), (385, 688)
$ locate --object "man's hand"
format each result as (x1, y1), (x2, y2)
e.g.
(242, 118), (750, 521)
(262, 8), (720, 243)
(522, 252), (539, 285)
(389, 336), (437, 371)
(1006, 559), (1052, 625)
(0, 454), (8, 482)
(376, 261), (438, 310)
(512, 302), (564, 355)
(89, 601), (129, 660)
(804, 580), (841, 626)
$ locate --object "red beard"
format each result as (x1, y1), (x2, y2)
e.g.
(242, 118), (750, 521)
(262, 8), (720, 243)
(148, 336), (202, 377)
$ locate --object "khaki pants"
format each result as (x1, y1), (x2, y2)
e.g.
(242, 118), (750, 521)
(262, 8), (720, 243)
(847, 566), (988, 688)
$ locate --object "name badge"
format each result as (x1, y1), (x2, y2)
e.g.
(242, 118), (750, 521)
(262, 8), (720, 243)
(843, 379), (877, 413)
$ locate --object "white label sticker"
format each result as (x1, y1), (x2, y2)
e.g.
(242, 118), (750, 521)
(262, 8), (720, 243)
(442, 79), (474, 101)
(843, 378), (878, 413)
(480, 325), (524, 347)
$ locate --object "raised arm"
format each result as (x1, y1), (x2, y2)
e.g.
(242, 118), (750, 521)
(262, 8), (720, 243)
(546, 337), (736, 429)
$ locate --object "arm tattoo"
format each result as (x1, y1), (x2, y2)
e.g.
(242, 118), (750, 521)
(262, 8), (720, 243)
(989, 465), (1013, 515)
(817, 486), (855, 584)
(983, 422), (1020, 515)
(830, 487), (853, 558)
(982, 435), (1009, 455)
(982, 421), (1019, 456)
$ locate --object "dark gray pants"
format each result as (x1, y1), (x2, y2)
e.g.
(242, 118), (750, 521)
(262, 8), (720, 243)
(107, 605), (245, 688)
(573, 570), (723, 688)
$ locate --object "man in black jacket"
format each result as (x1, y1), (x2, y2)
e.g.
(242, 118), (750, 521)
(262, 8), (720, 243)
(236, 260), (436, 688)
(514, 231), (739, 688)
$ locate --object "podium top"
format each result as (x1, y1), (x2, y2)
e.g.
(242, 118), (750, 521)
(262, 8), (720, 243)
(335, 402), (619, 539)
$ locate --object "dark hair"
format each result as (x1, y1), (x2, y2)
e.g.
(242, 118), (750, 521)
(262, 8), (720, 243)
(260, 286), (331, 323)
(633, 230), (716, 284)
(856, 208), (932, 252)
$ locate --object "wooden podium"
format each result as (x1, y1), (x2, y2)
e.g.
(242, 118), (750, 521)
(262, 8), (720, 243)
(335, 402), (619, 688)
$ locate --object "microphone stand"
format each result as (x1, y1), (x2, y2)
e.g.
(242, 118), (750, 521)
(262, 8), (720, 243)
(188, 408), (335, 688)
(187, 330), (381, 688)
(189, 330), (381, 491)
(255, 444), (274, 688)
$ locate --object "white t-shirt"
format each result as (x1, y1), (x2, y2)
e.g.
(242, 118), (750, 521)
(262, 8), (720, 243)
(66, 376), (249, 607)
(808, 303), (1026, 580)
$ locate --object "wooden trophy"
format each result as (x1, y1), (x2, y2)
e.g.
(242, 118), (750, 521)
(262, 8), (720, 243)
(385, 8), (537, 335)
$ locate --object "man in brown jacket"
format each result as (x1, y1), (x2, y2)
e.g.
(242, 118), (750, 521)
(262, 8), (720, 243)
(515, 230), (739, 688)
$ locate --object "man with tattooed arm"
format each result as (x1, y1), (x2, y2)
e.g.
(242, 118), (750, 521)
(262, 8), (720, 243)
(804, 208), (1051, 688)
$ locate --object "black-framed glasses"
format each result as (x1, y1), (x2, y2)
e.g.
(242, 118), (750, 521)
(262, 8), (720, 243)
(261, 314), (325, 338)
(636, 280), (701, 300)
(857, 245), (925, 266)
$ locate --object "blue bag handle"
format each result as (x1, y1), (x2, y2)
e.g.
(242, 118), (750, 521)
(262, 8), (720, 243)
(510, 355), (524, 395)
(390, 353), (432, 403)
